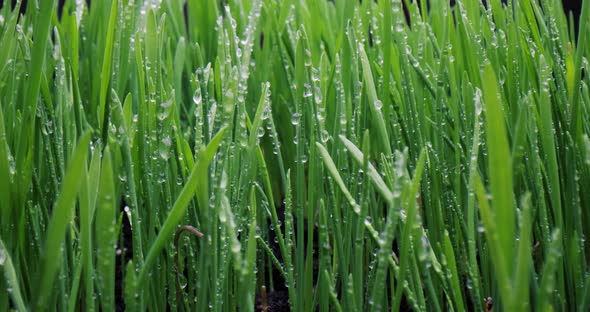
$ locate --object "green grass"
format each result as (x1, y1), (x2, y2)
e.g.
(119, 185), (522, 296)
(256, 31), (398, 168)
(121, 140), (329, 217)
(0, 0), (589, 311)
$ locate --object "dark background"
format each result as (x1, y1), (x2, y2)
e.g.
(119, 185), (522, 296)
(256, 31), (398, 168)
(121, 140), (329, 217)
(0, 0), (584, 31)
(0, 0), (584, 37)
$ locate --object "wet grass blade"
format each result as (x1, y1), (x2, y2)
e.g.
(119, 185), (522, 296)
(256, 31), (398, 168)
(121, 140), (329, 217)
(139, 127), (226, 283)
(95, 147), (116, 310)
(15, 0), (56, 206)
(358, 44), (391, 156)
(1, 1), (589, 310)
(339, 135), (393, 202)
(0, 108), (12, 227)
(36, 131), (91, 310)
(0, 238), (26, 312)
(316, 142), (360, 213)
(480, 63), (516, 277)
(98, 0), (119, 140)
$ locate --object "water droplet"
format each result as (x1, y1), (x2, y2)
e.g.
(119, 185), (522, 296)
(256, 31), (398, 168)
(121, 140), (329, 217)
(312, 68), (320, 82)
(477, 224), (485, 233)
(299, 154), (308, 164)
(261, 105), (271, 120)
(303, 83), (312, 98)
(178, 274), (188, 289)
(320, 130), (330, 143)
(374, 100), (383, 110)
(291, 112), (301, 126)
(158, 136), (172, 160)
(8, 154), (15, 176)
(474, 88), (483, 117)
(193, 88), (202, 105)
(314, 86), (323, 104)
(0, 248), (6, 265)
(257, 126), (265, 138)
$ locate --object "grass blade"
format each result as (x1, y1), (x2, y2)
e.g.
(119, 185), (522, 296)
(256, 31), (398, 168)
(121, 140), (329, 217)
(139, 127), (227, 282)
(95, 147), (116, 310)
(36, 131), (91, 310)
(480, 63), (516, 276)
(316, 142), (360, 213)
(0, 238), (27, 312)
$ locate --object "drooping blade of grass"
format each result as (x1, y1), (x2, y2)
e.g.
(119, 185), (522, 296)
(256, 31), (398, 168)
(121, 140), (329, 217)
(95, 147), (116, 311)
(358, 44), (392, 156)
(0, 238), (26, 312)
(339, 135), (394, 202)
(316, 142), (361, 213)
(480, 62), (516, 276)
(139, 127), (227, 283)
(36, 131), (91, 310)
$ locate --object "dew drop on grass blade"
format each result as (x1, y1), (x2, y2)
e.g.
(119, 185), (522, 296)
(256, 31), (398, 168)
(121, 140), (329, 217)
(95, 147), (116, 311)
(36, 131), (91, 310)
(480, 62), (516, 277)
(139, 127), (227, 283)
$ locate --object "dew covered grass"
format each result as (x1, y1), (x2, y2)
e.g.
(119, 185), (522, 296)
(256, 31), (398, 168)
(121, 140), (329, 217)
(0, 0), (589, 311)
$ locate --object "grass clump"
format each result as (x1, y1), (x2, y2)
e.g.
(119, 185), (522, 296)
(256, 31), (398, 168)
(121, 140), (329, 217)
(0, 0), (589, 311)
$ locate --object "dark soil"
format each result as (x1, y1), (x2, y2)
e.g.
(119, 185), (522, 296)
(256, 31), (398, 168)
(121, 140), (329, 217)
(255, 290), (290, 312)
(115, 200), (133, 312)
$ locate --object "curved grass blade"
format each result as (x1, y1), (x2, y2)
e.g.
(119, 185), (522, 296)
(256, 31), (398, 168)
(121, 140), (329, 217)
(315, 142), (360, 213)
(339, 135), (394, 203)
(358, 44), (391, 156)
(139, 127), (227, 283)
